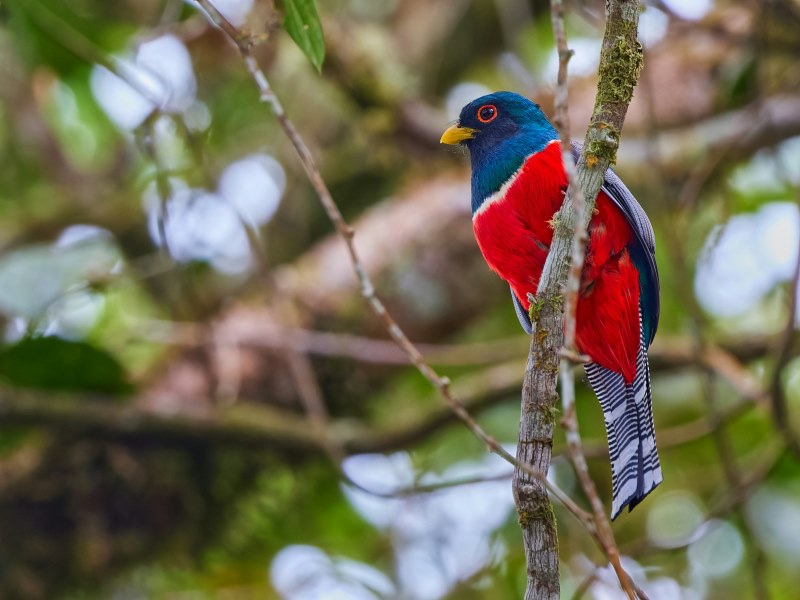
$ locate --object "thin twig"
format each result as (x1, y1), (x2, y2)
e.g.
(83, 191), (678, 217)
(344, 470), (515, 499)
(190, 0), (594, 530)
(549, 1), (637, 598)
(550, 3), (585, 357)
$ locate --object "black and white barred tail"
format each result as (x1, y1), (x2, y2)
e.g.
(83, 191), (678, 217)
(584, 310), (662, 519)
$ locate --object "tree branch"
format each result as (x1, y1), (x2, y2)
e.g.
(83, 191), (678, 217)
(135, 314), (792, 373)
(190, 0), (593, 529)
(0, 367), (761, 462)
(514, 1), (645, 598)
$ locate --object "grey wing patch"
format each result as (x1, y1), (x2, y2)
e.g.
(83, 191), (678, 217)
(510, 287), (532, 334)
(602, 169), (656, 253)
(570, 141), (656, 252)
(568, 141), (655, 252)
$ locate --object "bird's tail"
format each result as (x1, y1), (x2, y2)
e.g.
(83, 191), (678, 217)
(584, 314), (662, 520)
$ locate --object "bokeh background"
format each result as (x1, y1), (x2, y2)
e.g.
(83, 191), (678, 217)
(0, 0), (799, 598)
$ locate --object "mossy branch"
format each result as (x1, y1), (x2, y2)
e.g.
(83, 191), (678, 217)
(514, 1), (645, 599)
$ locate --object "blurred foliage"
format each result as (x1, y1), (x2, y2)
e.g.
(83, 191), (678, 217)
(0, 0), (798, 599)
(0, 337), (130, 393)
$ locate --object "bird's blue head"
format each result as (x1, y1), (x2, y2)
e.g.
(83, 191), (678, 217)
(441, 92), (558, 213)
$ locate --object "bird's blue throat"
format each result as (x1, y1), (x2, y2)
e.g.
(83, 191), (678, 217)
(467, 127), (557, 215)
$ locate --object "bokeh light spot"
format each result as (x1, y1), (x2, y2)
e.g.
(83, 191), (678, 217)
(687, 519), (744, 579)
(647, 491), (705, 548)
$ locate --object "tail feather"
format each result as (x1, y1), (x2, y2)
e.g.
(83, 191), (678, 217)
(584, 311), (662, 520)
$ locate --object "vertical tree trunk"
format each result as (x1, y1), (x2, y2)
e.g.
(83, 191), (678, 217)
(512, 1), (643, 597)
(512, 292), (564, 600)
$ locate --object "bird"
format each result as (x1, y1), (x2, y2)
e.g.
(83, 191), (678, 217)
(441, 91), (661, 519)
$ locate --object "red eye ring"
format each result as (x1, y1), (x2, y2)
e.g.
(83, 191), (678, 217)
(477, 104), (498, 123)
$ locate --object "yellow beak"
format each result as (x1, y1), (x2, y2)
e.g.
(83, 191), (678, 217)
(440, 124), (478, 145)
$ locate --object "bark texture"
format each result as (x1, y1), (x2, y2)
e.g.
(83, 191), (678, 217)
(513, 306), (563, 600)
(512, 2), (643, 598)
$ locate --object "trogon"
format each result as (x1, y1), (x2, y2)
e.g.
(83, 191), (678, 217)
(441, 91), (661, 519)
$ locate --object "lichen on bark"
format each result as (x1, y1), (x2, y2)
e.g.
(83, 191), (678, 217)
(597, 36), (643, 106)
(513, 1), (644, 599)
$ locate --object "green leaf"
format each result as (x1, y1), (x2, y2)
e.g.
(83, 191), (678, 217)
(282, 0), (325, 73)
(0, 336), (132, 395)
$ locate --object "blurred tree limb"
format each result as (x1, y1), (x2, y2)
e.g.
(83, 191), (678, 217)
(618, 94), (800, 181)
(3, 93), (800, 260)
(0, 351), (761, 459)
(135, 315), (791, 375)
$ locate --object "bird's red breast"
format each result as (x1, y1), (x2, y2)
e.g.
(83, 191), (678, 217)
(472, 141), (640, 383)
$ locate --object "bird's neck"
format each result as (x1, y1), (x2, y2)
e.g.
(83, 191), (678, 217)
(470, 133), (558, 215)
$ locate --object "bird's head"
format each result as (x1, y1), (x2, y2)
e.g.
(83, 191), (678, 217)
(441, 92), (558, 210)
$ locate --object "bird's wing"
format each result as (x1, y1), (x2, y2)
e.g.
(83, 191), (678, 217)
(570, 141), (660, 346)
(511, 286), (533, 334)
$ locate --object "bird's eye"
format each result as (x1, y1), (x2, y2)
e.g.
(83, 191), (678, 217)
(477, 104), (498, 123)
